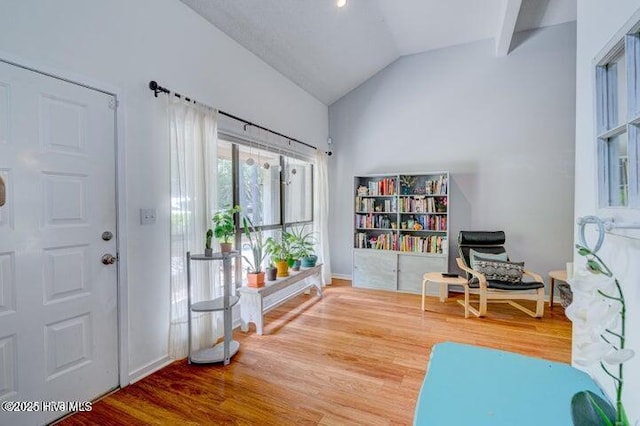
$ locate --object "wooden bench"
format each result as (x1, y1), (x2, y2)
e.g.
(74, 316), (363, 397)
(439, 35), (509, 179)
(239, 264), (323, 335)
(414, 342), (605, 425)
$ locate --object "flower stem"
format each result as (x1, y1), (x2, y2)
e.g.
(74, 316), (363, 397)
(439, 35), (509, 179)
(605, 329), (624, 340)
(597, 290), (624, 302)
(600, 361), (622, 385)
(600, 334), (618, 350)
(578, 245), (627, 425)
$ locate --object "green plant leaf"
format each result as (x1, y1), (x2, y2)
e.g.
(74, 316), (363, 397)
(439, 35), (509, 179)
(586, 259), (603, 274)
(571, 391), (616, 426)
(619, 403), (630, 426)
(577, 246), (591, 256)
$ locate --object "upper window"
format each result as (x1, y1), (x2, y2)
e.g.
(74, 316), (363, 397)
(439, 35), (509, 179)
(217, 140), (234, 210)
(596, 36), (639, 208)
(284, 157), (313, 224)
(238, 144), (281, 227)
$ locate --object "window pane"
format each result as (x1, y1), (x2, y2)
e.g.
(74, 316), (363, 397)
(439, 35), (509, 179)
(606, 51), (627, 129)
(217, 140), (233, 209)
(607, 132), (629, 206)
(238, 145), (281, 226)
(285, 157), (313, 223)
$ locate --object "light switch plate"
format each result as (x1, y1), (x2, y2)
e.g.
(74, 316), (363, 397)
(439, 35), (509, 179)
(140, 208), (156, 225)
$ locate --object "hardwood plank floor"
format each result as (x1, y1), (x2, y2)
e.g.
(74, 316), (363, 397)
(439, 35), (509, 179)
(57, 279), (572, 426)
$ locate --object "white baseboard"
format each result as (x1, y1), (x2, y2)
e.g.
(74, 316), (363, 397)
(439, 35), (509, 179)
(331, 273), (352, 281)
(128, 355), (172, 385)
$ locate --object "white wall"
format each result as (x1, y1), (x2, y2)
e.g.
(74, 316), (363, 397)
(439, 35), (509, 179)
(0, 0), (328, 381)
(328, 23), (577, 292)
(575, 1), (640, 421)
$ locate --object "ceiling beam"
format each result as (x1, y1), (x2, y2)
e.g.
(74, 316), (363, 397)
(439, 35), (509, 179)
(495, 0), (523, 57)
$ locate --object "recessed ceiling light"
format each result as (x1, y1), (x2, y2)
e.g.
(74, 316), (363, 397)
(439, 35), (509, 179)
(337, 0), (346, 8)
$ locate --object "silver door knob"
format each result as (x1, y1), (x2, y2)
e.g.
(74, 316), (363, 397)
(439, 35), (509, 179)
(102, 254), (117, 265)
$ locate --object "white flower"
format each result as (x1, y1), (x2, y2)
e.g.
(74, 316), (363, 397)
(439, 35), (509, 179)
(603, 349), (636, 365)
(574, 341), (613, 366)
(568, 267), (616, 296)
(567, 264), (623, 366)
(566, 291), (619, 337)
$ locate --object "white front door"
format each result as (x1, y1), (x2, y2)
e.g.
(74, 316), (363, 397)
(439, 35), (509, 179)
(0, 60), (119, 425)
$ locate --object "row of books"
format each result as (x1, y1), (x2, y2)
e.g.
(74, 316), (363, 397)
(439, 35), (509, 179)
(355, 214), (389, 229)
(399, 235), (447, 254)
(355, 197), (396, 213)
(425, 176), (448, 195)
(367, 179), (396, 196)
(398, 196), (447, 213)
(355, 214), (447, 231)
(354, 232), (447, 254)
(414, 215), (447, 231)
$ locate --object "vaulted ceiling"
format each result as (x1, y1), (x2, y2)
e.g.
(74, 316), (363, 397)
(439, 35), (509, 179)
(180, 0), (576, 105)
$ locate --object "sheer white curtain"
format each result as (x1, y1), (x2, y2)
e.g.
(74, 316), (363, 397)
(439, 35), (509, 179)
(169, 98), (222, 359)
(314, 150), (332, 285)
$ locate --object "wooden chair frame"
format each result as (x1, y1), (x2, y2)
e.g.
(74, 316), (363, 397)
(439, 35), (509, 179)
(455, 258), (545, 318)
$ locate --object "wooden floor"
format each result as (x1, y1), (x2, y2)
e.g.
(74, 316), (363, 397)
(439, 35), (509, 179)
(58, 279), (572, 426)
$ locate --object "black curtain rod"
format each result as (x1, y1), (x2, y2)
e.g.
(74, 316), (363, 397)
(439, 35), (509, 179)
(148, 80), (318, 152)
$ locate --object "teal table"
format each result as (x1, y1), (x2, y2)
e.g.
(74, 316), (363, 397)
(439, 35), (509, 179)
(414, 342), (606, 425)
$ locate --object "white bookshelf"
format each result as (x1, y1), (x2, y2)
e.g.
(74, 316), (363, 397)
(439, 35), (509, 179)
(353, 172), (449, 294)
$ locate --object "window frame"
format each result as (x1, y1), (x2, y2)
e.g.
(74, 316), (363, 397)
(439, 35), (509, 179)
(596, 35), (640, 209)
(216, 133), (315, 238)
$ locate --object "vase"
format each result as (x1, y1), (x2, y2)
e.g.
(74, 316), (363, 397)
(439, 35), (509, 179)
(220, 242), (233, 253)
(204, 248), (213, 257)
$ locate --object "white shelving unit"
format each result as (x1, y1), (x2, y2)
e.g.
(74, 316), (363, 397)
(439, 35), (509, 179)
(353, 172), (449, 294)
(186, 251), (240, 365)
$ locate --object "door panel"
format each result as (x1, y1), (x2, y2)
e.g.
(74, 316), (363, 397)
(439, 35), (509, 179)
(352, 250), (397, 290)
(0, 60), (118, 425)
(397, 254), (448, 294)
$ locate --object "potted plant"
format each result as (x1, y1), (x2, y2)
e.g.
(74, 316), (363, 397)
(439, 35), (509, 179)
(265, 261), (277, 281)
(212, 205), (240, 252)
(288, 225), (318, 268)
(283, 230), (301, 271)
(265, 235), (291, 277)
(242, 216), (266, 288)
(205, 229), (214, 257)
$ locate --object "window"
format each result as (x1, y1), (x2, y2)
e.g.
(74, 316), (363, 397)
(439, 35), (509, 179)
(216, 136), (314, 276)
(237, 144), (281, 226)
(284, 157), (313, 224)
(596, 35), (640, 208)
(217, 140), (233, 210)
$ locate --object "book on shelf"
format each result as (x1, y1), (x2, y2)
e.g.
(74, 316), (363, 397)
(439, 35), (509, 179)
(364, 178), (396, 196)
(398, 235), (447, 254)
(398, 196), (446, 213)
(425, 175), (448, 195)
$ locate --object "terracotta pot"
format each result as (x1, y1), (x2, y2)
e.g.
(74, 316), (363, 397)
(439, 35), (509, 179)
(247, 272), (265, 288)
(274, 260), (289, 277)
(220, 242), (233, 253)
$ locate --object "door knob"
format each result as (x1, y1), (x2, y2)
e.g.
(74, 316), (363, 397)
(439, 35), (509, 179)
(102, 254), (117, 265)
